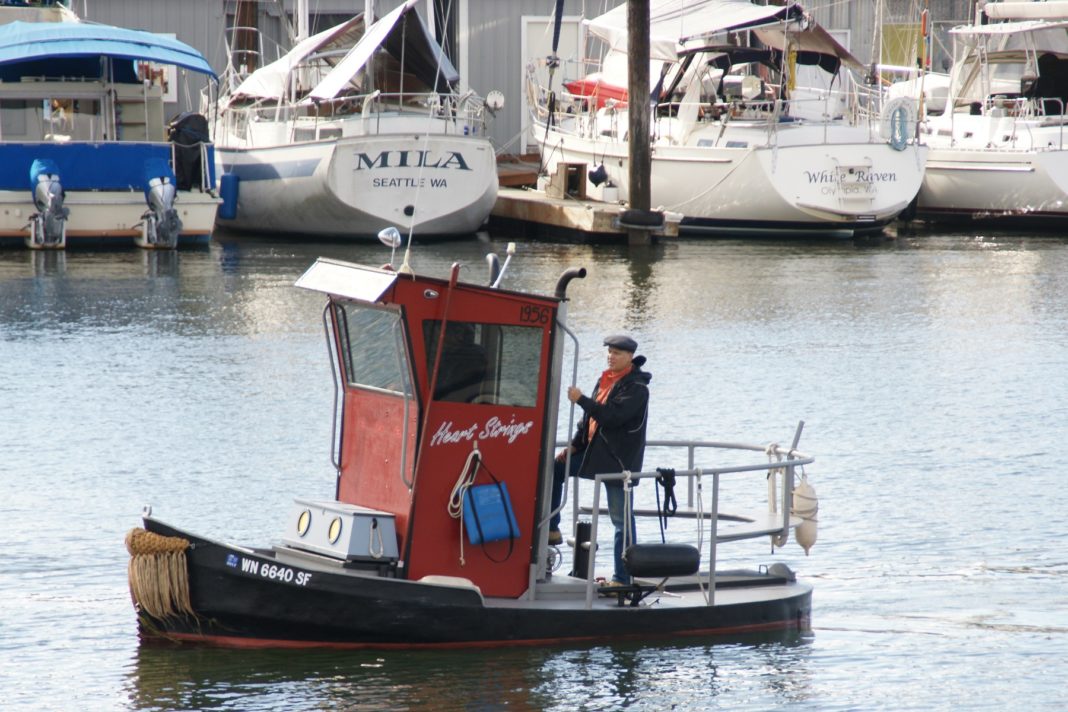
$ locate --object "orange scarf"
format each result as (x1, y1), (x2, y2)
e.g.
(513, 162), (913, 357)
(587, 365), (632, 440)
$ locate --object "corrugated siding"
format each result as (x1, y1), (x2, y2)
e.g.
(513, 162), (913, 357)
(81, 0), (975, 152)
(82, 0), (226, 116)
(464, 0), (621, 153)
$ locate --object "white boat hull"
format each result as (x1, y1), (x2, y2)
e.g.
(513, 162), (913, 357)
(216, 134), (498, 238)
(534, 123), (927, 237)
(0, 189), (219, 248)
(917, 146), (1068, 224)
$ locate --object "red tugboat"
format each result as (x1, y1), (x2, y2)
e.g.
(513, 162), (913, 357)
(127, 246), (817, 648)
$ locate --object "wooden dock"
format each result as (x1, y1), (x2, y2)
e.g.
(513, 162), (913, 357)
(493, 155), (678, 243)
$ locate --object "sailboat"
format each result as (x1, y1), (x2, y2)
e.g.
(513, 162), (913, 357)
(211, 0), (499, 239)
(527, 0), (929, 238)
(906, 0), (1068, 227)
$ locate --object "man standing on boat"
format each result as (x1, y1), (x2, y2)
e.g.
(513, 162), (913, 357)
(550, 335), (651, 587)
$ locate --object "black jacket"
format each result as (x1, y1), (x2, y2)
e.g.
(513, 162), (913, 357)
(570, 355), (652, 478)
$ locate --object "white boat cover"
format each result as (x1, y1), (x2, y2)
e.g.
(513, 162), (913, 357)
(949, 19), (1068, 53)
(585, 0), (804, 61)
(228, 15), (365, 102)
(307, 0), (457, 101)
(950, 19), (1068, 36)
(984, 1), (1068, 20)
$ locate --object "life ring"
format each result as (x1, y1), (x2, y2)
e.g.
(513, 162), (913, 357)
(880, 96), (917, 151)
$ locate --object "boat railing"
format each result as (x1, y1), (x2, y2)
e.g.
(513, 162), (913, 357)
(938, 95), (1068, 151)
(354, 91), (490, 137)
(220, 91), (488, 144)
(556, 435), (813, 608)
(529, 62), (903, 148)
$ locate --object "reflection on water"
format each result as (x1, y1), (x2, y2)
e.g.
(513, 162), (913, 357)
(3, 230), (1068, 710)
(128, 632), (811, 712)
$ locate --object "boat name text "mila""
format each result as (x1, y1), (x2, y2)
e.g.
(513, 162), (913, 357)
(430, 416), (535, 447)
(804, 169), (898, 184)
(354, 150), (472, 171)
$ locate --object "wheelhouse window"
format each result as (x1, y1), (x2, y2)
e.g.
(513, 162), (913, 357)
(333, 302), (412, 396)
(424, 321), (543, 407)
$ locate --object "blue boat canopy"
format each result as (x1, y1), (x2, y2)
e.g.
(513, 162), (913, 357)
(0, 21), (216, 79)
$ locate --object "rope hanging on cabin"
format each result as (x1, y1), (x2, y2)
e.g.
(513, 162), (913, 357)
(448, 444), (482, 566)
(125, 527), (194, 621)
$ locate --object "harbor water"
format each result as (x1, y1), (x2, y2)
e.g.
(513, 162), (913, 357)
(2, 230), (1066, 710)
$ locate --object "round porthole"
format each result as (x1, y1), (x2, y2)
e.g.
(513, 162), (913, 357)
(328, 516), (343, 544)
(296, 509), (312, 537)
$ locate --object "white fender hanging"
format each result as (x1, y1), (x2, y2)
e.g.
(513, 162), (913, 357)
(792, 474), (818, 555)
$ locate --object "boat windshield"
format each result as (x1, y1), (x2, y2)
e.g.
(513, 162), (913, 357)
(333, 302), (413, 397)
(424, 320), (543, 407)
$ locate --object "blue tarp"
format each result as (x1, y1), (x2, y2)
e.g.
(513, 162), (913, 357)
(0, 21), (216, 78)
(0, 142), (216, 191)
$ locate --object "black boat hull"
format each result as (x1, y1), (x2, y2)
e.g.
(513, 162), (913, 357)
(136, 518), (812, 649)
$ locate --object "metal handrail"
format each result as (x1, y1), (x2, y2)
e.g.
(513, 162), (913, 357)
(558, 435), (813, 609)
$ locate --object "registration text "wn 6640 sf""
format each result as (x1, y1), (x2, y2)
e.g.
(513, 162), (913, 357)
(227, 554), (314, 586)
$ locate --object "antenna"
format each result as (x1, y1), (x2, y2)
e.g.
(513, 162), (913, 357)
(490, 242), (517, 288)
(377, 226), (402, 268)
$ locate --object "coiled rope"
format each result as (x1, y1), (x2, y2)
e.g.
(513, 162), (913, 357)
(765, 443), (789, 549)
(125, 528), (194, 620)
(447, 445), (482, 566)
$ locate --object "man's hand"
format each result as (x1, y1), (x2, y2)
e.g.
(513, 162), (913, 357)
(567, 386), (582, 403)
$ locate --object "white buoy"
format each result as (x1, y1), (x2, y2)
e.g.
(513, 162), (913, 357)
(792, 476), (818, 555)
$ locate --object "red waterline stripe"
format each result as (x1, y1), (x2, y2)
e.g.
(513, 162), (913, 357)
(148, 619), (805, 651)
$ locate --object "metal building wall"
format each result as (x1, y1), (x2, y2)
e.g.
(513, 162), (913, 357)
(82, 0), (228, 117)
(80, 0), (977, 153)
(462, 0), (622, 154)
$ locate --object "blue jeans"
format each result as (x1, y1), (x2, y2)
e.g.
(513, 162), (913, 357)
(551, 451), (636, 585)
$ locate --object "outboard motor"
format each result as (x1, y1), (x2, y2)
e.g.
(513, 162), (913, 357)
(29, 159), (69, 249)
(141, 158), (182, 249)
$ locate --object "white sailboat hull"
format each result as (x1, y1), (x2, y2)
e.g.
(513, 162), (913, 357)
(917, 144), (1068, 224)
(906, 2), (1068, 227)
(534, 121), (927, 237)
(216, 133), (497, 238)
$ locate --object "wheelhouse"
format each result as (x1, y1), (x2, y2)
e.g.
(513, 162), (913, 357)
(297, 259), (565, 597)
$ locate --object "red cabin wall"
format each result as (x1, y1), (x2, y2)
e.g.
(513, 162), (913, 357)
(400, 279), (557, 598)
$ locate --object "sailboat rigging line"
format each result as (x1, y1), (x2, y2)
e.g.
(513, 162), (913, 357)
(400, 0), (457, 264)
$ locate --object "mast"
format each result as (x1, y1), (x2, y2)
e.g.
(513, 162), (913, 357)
(296, 0), (309, 41)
